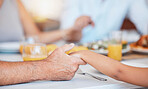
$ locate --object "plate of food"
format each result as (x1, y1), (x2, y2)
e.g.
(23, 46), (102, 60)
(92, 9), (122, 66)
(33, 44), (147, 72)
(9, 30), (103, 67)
(130, 35), (148, 54)
(82, 40), (130, 55)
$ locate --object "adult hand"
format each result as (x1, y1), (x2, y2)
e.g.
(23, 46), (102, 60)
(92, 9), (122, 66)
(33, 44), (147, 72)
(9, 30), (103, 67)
(63, 16), (94, 42)
(74, 16), (95, 30)
(63, 28), (82, 42)
(43, 43), (86, 81)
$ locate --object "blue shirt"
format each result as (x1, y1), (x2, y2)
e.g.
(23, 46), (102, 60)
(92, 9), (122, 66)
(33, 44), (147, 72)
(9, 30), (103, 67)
(60, 0), (148, 43)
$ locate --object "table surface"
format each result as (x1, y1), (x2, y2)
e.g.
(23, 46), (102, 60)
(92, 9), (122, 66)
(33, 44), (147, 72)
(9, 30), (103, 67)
(0, 53), (148, 89)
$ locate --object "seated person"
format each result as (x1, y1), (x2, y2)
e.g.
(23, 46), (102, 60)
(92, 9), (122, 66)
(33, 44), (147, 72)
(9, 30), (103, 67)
(0, 43), (86, 85)
(0, 0), (87, 43)
(70, 50), (148, 87)
(60, 0), (148, 43)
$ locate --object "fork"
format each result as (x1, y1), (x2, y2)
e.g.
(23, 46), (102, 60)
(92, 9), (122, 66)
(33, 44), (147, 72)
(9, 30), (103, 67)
(77, 69), (107, 81)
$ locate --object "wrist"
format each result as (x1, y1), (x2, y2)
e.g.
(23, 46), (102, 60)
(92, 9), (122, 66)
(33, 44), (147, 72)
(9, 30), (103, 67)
(70, 50), (87, 60)
(71, 50), (96, 62)
(73, 23), (84, 30)
(32, 60), (52, 81)
(61, 30), (69, 41)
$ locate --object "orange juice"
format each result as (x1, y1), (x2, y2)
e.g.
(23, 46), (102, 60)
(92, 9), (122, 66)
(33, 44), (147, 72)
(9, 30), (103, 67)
(23, 56), (47, 61)
(46, 44), (57, 54)
(22, 43), (47, 61)
(108, 44), (122, 61)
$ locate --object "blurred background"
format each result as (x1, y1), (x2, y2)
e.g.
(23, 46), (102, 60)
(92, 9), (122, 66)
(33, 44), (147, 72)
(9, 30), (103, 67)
(22, 0), (148, 31)
(0, 0), (148, 88)
(22, 0), (65, 31)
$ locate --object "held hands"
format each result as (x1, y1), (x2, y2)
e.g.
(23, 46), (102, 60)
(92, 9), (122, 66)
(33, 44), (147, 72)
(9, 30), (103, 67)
(63, 16), (94, 42)
(43, 43), (86, 81)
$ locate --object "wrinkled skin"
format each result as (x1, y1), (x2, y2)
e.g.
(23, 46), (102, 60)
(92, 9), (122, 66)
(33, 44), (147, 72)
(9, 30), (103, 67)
(0, 44), (86, 86)
(43, 44), (86, 80)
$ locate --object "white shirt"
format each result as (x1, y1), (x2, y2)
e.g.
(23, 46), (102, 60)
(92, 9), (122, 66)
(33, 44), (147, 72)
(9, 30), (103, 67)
(60, 0), (148, 43)
(0, 0), (24, 42)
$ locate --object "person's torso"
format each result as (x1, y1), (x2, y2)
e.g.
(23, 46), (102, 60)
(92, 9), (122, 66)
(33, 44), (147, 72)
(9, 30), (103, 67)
(0, 0), (24, 42)
(78, 0), (133, 43)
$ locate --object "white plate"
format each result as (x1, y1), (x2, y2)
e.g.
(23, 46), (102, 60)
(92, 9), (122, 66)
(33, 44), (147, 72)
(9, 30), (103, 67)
(121, 59), (148, 68)
(90, 46), (131, 55)
(0, 42), (20, 53)
(131, 48), (148, 54)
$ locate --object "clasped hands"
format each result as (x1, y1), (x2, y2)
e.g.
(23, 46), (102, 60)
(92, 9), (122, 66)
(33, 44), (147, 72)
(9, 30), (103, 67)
(39, 16), (94, 81)
(41, 43), (86, 81)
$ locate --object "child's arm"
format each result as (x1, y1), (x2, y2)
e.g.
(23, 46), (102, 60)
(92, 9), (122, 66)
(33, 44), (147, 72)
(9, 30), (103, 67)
(71, 50), (148, 87)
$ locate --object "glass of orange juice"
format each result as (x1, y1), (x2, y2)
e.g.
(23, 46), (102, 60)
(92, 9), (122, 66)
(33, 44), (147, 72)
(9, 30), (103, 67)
(20, 36), (39, 54)
(22, 43), (47, 61)
(108, 31), (122, 61)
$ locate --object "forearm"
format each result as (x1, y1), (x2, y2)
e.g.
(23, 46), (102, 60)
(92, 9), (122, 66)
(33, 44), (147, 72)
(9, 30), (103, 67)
(0, 61), (47, 86)
(76, 51), (124, 78)
(17, 0), (77, 43)
(38, 27), (81, 43)
(76, 50), (148, 87)
(17, 0), (40, 36)
(38, 30), (63, 43)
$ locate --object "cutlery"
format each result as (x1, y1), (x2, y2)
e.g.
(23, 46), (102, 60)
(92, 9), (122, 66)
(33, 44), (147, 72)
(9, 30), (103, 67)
(77, 69), (107, 81)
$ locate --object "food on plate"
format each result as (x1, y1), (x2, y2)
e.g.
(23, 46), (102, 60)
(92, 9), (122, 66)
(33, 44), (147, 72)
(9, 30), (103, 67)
(46, 44), (58, 54)
(130, 35), (148, 50)
(86, 41), (108, 50)
(47, 44), (88, 55)
(66, 46), (88, 54)
(20, 44), (88, 55)
(19, 44), (24, 54)
(122, 41), (128, 49)
(136, 35), (148, 48)
(86, 40), (127, 51)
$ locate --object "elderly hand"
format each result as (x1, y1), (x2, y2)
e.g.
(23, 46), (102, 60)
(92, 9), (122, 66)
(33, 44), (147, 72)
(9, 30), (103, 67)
(43, 43), (86, 81)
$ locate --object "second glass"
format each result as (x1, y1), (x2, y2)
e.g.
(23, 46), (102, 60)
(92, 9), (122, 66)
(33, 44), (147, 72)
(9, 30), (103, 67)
(108, 31), (122, 61)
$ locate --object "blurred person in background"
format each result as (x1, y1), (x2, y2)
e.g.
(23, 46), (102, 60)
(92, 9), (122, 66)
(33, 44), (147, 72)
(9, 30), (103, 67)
(61, 0), (148, 43)
(0, 0), (87, 43)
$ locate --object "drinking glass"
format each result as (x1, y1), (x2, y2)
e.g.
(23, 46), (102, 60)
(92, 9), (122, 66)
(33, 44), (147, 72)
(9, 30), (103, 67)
(20, 36), (39, 54)
(22, 43), (47, 61)
(108, 31), (122, 61)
